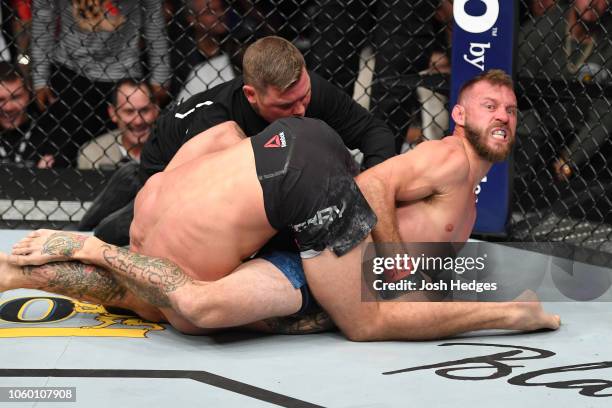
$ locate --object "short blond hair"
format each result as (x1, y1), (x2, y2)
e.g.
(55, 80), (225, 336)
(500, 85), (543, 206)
(458, 69), (514, 103)
(243, 36), (305, 93)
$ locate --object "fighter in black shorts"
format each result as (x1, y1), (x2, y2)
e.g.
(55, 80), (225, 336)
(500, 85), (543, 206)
(251, 117), (378, 259)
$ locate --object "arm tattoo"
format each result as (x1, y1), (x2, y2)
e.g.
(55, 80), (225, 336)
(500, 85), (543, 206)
(42, 232), (88, 257)
(23, 262), (127, 303)
(264, 311), (335, 334)
(101, 245), (192, 308)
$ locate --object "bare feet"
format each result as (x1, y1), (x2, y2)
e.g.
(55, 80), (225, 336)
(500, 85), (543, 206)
(0, 251), (23, 292)
(10, 229), (91, 266)
(510, 290), (561, 331)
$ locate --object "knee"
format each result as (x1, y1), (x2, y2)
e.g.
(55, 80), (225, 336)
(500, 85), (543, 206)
(336, 312), (383, 342)
(166, 312), (219, 335)
(174, 288), (226, 329)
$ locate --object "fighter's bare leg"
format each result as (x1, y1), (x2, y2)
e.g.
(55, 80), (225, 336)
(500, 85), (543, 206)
(0, 252), (163, 322)
(303, 236), (561, 341)
(10, 230), (332, 334)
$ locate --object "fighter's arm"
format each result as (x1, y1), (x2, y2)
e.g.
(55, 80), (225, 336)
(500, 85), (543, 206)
(165, 121), (247, 172)
(358, 140), (468, 243)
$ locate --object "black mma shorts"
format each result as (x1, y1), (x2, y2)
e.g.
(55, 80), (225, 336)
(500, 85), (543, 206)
(251, 116), (377, 258)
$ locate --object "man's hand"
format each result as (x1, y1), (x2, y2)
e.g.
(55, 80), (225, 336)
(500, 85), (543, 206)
(553, 156), (573, 181)
(35, 86), (55, 110)
(37, 154), (55, 169)
(150, 83), (169, 106)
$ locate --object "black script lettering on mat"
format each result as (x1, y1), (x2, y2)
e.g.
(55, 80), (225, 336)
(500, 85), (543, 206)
(383, 343), (612, 398)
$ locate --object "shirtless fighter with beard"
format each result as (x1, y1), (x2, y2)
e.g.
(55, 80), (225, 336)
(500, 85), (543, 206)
(4, 70), (560, 340)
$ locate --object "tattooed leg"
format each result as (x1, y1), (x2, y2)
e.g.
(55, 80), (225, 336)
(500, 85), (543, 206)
(10, 233), (325, 333)
(259, 311), (336, 334)
(0, 252), (164, 322)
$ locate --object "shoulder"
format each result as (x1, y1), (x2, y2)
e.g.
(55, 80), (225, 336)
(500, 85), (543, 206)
(174, 77), (241, 111)
(383, 137), (469, 181)
(417, 137), (470, 177)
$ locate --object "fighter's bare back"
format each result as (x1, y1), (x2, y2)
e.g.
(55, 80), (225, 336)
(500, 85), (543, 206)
(130, 139), (277, 281)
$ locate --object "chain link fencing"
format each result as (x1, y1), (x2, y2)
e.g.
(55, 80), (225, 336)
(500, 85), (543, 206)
(513, 0), (612, 252)
(0, 0), (610, 252)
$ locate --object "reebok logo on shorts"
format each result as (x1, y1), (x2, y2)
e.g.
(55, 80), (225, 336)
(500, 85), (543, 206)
(264, 132), (287, 148)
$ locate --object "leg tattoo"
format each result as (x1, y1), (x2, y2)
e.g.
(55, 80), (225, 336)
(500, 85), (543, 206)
(101, 245), (193, 308)
(23, 262), (127, 304)
(41, 232), (88, 257)
(264, 311), (335, 334)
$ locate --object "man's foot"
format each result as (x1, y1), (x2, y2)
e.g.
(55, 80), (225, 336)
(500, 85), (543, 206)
(11, 229), (91, 266)
(510, 290), (561, 331)
(0, 251), (23, 292)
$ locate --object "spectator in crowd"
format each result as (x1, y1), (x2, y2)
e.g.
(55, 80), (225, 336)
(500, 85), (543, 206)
(77, 80), (159, 170)
(308, 1), (446, 151)
(0, 61), (50, 167)
(31, 0), (171, 167)
(176, 0), (237, 102)
(517, 0), (612, 181)
(165, 0), (272, 100)
(406, 49), (451, 149)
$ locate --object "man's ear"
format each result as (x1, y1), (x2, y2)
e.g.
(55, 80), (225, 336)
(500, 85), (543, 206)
(451, 104), (465, 126)
(242, 85), (257, 104)
(108, 104), (118, 124)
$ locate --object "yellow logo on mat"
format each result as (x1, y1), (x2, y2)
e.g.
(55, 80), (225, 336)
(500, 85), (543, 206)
(0, 296), (165, 338)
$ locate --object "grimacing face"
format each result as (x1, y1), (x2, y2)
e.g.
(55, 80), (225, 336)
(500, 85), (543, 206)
(0, 79), (29, 130)
(461, 81), (518, 163)
(110, 85), (159, 147)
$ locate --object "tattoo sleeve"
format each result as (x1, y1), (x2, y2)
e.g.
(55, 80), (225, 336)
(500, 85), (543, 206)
(101, 245), (192, 308)
(264, 311), (335, 334)
(42, 232), (88, 257)
(23, 262), (126, 304)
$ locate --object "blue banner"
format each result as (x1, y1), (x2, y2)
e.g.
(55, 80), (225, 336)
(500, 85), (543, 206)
(450, 0), (517, 235)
